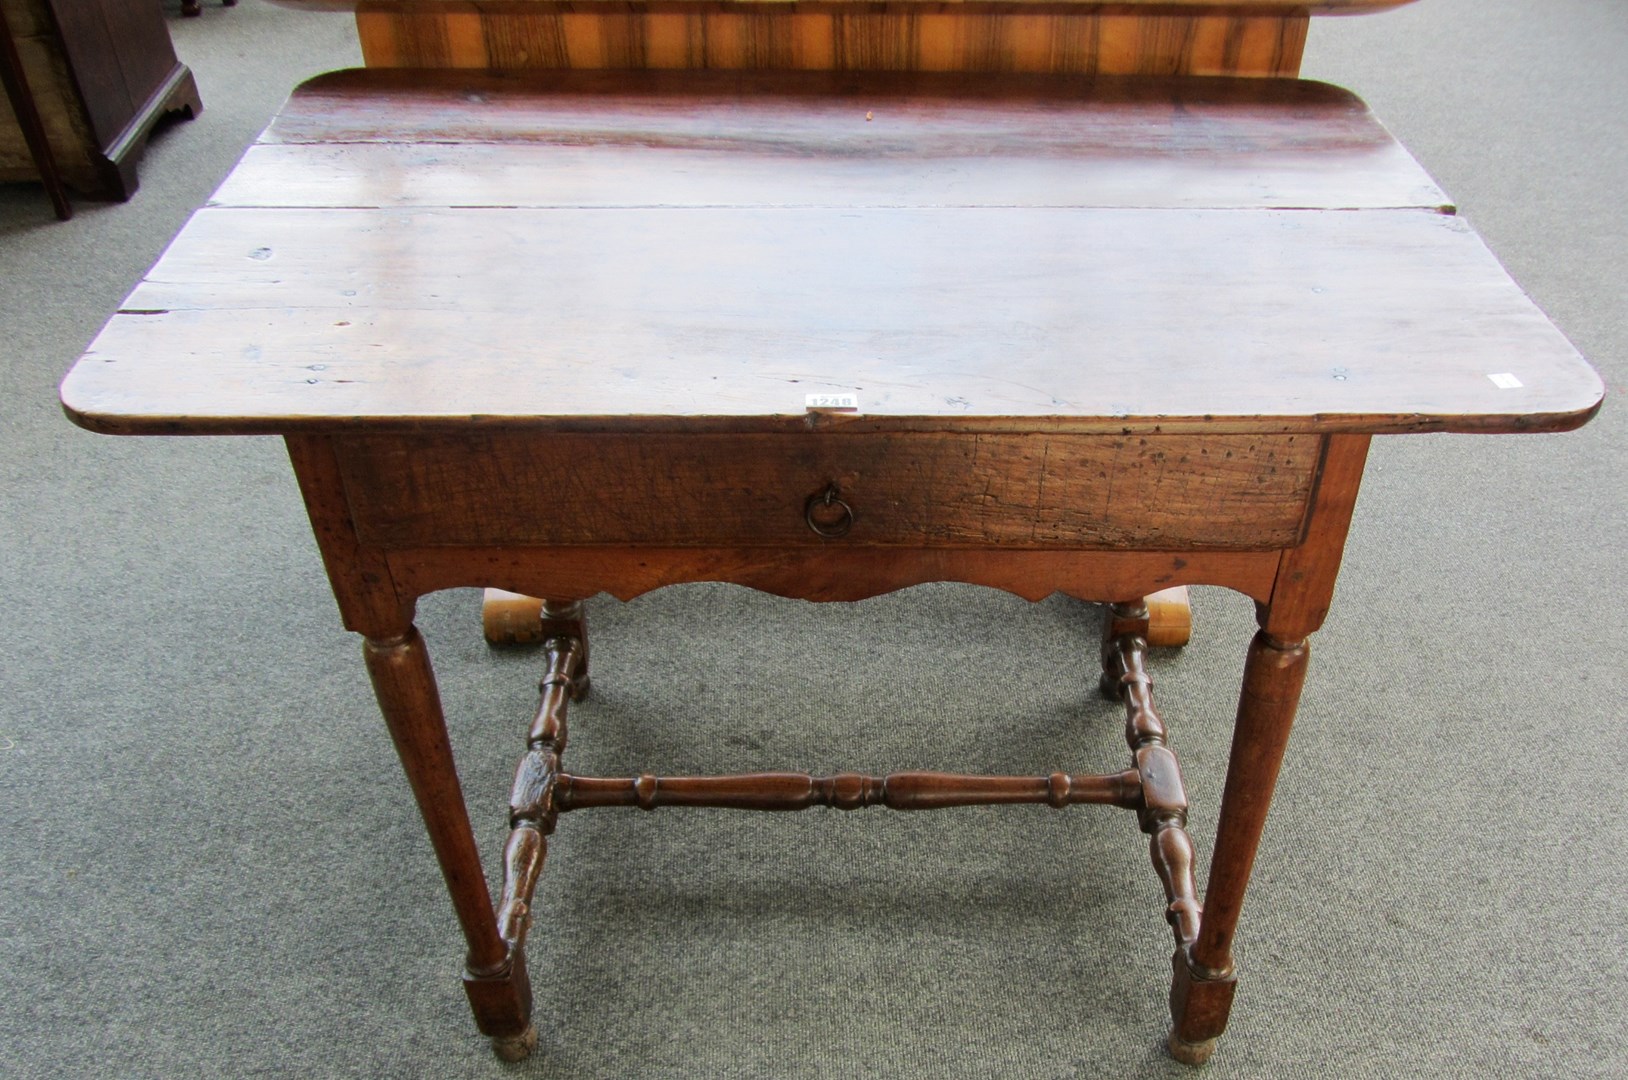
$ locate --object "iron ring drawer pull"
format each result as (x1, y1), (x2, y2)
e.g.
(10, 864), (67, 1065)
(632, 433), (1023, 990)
(805, 484), (854, 538)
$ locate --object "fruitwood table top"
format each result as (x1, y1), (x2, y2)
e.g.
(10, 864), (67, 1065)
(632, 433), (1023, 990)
(60, 68), (1603, 438)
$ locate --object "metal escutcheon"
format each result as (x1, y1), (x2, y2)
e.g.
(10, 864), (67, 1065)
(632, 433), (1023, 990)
(804, 484), (854, 538)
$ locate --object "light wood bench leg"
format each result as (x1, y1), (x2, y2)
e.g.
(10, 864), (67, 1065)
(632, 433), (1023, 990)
(489, 589), (1187, 647)
(482, 590), (591, 699)
(483, 588), (546, 644)
(1145, 586), (1192, 648)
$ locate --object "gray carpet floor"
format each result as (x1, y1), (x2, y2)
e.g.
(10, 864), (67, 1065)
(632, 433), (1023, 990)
(1, 1), (1623, 1077)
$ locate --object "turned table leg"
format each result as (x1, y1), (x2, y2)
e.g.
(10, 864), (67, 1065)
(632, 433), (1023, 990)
(1167, 627), (1310, 1064)
(363, 627), (536, 1058)
(1161, 433), (1367, 1063)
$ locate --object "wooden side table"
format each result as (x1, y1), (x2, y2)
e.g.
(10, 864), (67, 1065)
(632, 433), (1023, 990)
(61, 61), (1602, 1065)
(272, 0), (1418, 641)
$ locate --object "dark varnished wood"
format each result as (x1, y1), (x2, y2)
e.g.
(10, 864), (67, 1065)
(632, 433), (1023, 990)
(556, 769), (1144, 811)
(1168, 953), (1236, 1065)
(0, 2), (70, 218)
(0, 0), (200, 199)
(488, 631), (584, 1058)
(260, 67), (1422, 152)
(495, 634), (580, 943)
(1103, 616), (1202, 950)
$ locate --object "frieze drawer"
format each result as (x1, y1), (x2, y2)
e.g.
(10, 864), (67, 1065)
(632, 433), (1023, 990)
(334, 432), (1322, 551)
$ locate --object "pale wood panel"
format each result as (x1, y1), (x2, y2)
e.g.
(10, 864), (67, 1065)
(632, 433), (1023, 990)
(348, 8), (1311, 76)
(211, 70), (1446, 212)
(333, 432), (1319, 549)
(64, 204), (1601, 437)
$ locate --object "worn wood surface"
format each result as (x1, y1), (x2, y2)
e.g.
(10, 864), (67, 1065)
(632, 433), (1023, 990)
(71, 202), (1599, 436)
(226, 70), (1447, 212)
(1262, 432), (1370, 639)
(62, 71), (1600, 438)
(334, 432), (1319, 550)
(285, 434), (410, 636)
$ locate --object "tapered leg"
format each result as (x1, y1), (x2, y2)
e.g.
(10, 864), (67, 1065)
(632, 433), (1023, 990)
(363, 628), (534, 1051)
(1167, 628), (1309, 1064)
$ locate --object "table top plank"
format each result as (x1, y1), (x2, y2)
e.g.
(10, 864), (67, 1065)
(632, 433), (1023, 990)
(216, 71), (1447, 212)
(61, 70), (1602, 438)
(259, 70), (1412, 151)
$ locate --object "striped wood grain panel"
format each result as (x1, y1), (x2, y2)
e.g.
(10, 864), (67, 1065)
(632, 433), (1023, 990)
(354, 8), (1308, 76)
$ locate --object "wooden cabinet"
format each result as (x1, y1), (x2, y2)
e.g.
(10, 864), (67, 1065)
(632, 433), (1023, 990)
(0, 0), (199, 200)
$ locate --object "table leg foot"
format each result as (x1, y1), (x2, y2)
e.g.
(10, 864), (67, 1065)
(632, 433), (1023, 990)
(464, 950), (534, 1045)
(490, 1024), (538, 1062)
(1168, 949), (1237, 1066)
(1166, 1031), (1217, 1067)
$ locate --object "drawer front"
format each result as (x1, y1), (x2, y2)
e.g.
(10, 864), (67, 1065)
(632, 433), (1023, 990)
(336, 432), (1320, 550)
